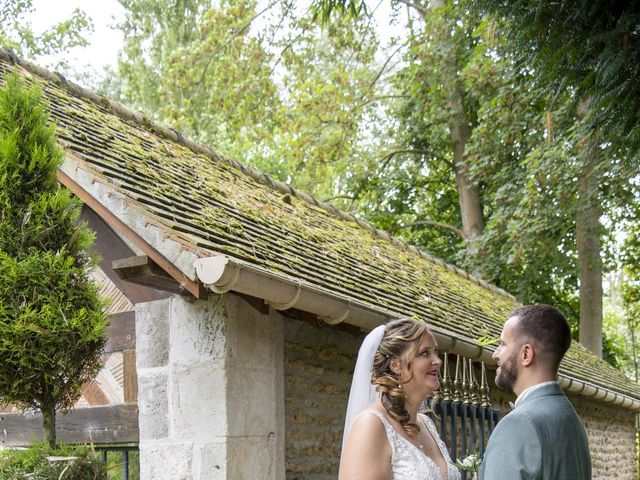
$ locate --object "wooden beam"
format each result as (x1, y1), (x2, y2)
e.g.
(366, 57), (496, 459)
(104, 311), (136, 353)
(80, 381), (110, 406)
(58, 168), (204, 299)
(123, 350), (138, 404)
(0, 404), (139, 446)
(113, 255), (185, 294)
(80, 205), (172, 304)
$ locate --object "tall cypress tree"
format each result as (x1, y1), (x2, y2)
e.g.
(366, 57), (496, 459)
(0, 72), (107, 448)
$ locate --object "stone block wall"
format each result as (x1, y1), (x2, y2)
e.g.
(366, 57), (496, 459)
(136, 294), (284, 480)
(283, 317), (361, 480)
(572, 396), (638, 480)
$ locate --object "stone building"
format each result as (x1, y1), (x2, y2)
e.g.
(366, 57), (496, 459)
(0, 50), (639, 479)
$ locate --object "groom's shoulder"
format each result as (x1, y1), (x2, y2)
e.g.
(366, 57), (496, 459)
(488, 409), (543, 453)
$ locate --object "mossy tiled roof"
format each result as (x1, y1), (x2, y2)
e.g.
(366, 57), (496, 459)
(2, 52), (639, 404)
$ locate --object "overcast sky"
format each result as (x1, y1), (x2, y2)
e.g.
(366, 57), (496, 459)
(29, 0), (125, 71)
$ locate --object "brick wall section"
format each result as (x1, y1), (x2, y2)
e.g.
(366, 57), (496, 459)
(283, 317), (360, 480)
(572, 396), (637, 480)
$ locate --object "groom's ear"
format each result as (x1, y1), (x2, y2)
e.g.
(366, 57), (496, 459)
(521, 343), (535, 367)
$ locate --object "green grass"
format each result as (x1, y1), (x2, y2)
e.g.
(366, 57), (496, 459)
(0, 443), (106, 480)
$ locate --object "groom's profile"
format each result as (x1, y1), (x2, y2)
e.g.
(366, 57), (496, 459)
(478, 305), (591, 480)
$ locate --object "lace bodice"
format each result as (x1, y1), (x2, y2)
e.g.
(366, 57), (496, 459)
(372, 412), (462, 480)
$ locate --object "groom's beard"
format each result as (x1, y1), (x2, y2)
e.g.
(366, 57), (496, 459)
(495, 351), (518, 392)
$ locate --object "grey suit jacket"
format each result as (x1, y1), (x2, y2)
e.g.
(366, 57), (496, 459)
(478, 382), (591, 480)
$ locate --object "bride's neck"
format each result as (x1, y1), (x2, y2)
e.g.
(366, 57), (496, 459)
(404, 398), (421, 422)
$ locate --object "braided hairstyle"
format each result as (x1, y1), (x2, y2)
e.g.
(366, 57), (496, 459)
(372, 317), (429, 437)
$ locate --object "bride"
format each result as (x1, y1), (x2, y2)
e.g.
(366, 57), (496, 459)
(339, 318), (461, 480)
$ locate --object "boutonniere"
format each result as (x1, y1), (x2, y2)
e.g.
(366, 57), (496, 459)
(453, 452), (480, 479)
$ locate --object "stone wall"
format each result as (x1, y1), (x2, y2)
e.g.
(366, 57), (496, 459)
(283, 316), (361, 480)
(572, 396), (638, 480)
(136, 294), (284, 480)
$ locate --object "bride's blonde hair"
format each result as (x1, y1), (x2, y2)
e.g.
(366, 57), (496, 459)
(372, 317), (428, 437)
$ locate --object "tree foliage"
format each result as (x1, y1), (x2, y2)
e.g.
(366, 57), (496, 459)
(0, 0), (93, 68)
(314, 0), (639, 361)
(337, 2), (581, 311)
(0, 73), (107, 448)
(460, 0), (640, 356)
(107, 0), (380, 200)
(617, 226), (640, 382)
(470, 0), (640, 157)
(106, 0), (637, 366)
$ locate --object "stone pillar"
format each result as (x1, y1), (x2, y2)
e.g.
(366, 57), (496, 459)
(136, 294), (284, 479)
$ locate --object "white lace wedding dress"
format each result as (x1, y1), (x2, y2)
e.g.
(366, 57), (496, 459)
(371, 412), (462, 480)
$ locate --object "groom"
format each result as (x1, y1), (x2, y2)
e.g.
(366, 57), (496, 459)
(478, 305), (591, 479)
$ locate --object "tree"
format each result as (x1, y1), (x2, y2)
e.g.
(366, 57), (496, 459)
(313, 0), (640, 359)
(618, 226), (640, 382)
(107, 0), (380, 201)
(469, 0), (640, 157)
(319, 0), (486, 247)
(321, 1), (582, 311)
(0, 0), (93, 68)
(316, 1), (640, 154)
(0, 73), (107, 448)
(467, 0), (640, 357)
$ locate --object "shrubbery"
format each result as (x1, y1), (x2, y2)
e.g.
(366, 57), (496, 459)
(0, 72), (107, 448)
(0, 443), (106, 480)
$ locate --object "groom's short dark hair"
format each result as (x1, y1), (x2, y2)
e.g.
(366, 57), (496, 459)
(510, 304), (572, 371)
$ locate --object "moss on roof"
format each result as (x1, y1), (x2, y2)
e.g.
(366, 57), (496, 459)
(2, 51), (638, 403)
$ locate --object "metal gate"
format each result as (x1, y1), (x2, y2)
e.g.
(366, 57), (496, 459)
(426, 355), (501, 479)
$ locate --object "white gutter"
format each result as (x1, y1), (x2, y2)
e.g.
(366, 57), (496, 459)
(194, 255), (388, 330)
(194, 255), (640, 412)
(558, 376), (640, 411)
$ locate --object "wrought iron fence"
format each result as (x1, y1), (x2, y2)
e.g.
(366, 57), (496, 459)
(426, 355), (501, 480)
(97, 445), (139, 480)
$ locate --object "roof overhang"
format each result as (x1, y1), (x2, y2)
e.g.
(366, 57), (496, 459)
(194, 255), (640, 412)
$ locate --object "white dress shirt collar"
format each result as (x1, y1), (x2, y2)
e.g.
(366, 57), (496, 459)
(514, 380), (558, 408)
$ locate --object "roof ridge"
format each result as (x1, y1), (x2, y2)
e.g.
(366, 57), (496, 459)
(1, 48), (517, 302)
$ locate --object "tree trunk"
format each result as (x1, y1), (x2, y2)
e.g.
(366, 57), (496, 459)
(631, 323), (638, 383)
(429, 0), (484, 242)
(576, 137), (603, 357)
(42, 402), (57, 449)
(451, 117), (484, 241)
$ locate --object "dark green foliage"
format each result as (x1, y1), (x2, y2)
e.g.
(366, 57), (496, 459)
(0, 443), (107, 480)
(0, 72), (107, 447)
(346, 4), (584, 316)
(472, 0), (640, 157)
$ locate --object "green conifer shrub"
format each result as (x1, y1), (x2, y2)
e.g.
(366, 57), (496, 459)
(0, 72), (107, 448)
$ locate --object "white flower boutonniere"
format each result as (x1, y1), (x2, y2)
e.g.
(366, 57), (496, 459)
(453, 453), (480, 479)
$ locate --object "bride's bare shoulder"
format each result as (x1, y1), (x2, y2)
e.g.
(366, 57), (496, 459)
(348, 408), (391, 443)
(340, 408), (392, 479)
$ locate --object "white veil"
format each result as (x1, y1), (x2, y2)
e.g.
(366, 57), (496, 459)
(341, 324), (386, 454)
